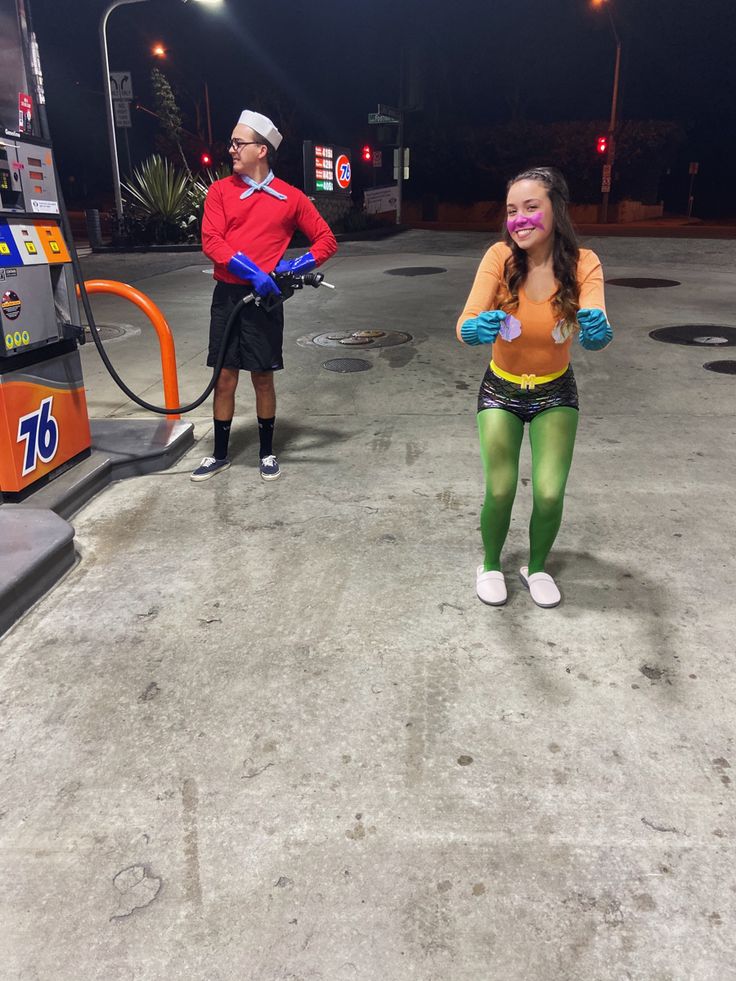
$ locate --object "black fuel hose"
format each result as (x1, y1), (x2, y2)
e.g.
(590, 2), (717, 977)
(66, 271), (323, 415)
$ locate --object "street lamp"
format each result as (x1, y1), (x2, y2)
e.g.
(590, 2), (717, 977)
(593, 0), (622, 223)
(100, 0), (223, 224)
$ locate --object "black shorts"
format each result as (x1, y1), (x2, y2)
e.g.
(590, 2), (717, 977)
(207, 282), (285, 372)
(477, 364), (579, 424)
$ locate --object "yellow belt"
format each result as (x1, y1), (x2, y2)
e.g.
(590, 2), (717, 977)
(490, 360), (567, 391)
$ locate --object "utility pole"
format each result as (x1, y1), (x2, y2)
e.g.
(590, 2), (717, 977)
(599, 3), (621, 224)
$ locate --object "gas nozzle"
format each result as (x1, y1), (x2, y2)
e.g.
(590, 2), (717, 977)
(303, 272), (335, 289)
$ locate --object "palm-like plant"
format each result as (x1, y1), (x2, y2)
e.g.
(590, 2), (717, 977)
(122, 155), (191, 242)
(188, 163), (231, 210)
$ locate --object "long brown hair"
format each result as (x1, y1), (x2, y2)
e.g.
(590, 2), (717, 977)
(499, 167), (580, 333)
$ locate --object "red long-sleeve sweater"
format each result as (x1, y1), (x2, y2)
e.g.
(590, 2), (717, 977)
(201, 174), (338, 285)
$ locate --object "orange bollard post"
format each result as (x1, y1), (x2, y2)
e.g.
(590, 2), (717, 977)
(76, 279), (182, 419)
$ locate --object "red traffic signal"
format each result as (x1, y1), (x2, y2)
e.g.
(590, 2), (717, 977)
(596, 135), (608, 155)
(200, 152), (212, 167)
(361, 145), (372, 163)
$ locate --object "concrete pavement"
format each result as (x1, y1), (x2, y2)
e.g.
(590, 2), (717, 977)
(1, 230), (735, 980)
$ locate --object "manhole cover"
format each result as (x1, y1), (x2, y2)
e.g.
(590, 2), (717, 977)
(607, 277), (681, 288)
(339, 335), (373, 346)
(300, 330), (412, 350)
(649, 325), (736, 347)
(83, 323), (127, 342)
(322, 358), (372, 373)
(384, 266), (447, 276)
(704, 361), (736, 375)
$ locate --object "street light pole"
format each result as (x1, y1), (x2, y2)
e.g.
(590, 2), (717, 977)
(100, 0), (222, 224)
(100, 0), (149, 224)
(599, 1), (621, 224)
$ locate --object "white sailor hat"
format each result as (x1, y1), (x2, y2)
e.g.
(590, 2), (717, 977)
(237, 110), (282, 150)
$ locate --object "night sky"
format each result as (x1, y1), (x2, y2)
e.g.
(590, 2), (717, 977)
(28, 0), (736, 216)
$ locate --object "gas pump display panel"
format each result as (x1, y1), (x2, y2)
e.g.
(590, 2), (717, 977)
(0, 0), (35, 138)
(302, 142), (352, 196)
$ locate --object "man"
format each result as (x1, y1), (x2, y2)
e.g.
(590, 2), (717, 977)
(192, 110), (337, 482)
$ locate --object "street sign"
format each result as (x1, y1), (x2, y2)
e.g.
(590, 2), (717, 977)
(364, 185), (398, 215)
(368, 113), (399, 125)
(377, 103), (401, 120)
(689, 161), (699, 175)
(114, 100), (132, 129)
(373, 150), (382, 168)
(601, 176), (611, 192)
(393, 147), (410, 180)
(109, 72), (133, 101)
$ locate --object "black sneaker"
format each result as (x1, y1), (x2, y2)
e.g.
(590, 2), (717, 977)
(190, 456), (231, 482)
(259, 454), (281, 481)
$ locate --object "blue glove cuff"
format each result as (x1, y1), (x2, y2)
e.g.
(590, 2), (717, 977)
(460, 320), (481, 346)
(292, 251), (316, 274)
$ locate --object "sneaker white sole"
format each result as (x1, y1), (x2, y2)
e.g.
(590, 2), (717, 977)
(190, 461), (231, 482)
(260, 469), (281, 481)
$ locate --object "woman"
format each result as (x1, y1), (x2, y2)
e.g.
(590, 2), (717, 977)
(456, 167), (612, 608)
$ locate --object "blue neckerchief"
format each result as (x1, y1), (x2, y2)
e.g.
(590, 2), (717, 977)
(239, 170), (287, 201)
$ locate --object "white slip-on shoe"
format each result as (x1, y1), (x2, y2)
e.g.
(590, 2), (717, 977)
(476, 565), (507, 606)
(519, 566), (561, 608)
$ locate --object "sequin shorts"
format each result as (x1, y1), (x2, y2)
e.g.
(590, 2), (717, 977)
(477, 364), (579, 423)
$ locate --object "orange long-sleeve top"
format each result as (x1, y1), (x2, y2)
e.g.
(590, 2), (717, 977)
(456, 242), (606, 377)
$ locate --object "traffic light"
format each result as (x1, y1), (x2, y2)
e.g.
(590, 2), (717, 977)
(596, 135), (608, 155)
(200, 152), (212, 167)
(361, 145), (372, 163)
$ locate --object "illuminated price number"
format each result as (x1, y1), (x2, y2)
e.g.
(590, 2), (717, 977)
(17, 396), (59, 475)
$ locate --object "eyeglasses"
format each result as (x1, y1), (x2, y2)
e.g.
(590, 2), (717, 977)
(228, 138), (263, 152)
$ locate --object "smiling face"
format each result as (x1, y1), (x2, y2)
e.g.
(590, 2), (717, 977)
(505, 179), (554, 252)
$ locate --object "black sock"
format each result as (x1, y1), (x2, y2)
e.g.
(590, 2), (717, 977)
(258, 416), (275, 458)
(213, 418), (232, 460)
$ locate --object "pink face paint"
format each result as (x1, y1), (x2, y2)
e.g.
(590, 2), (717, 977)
(506, 212), (545, 235)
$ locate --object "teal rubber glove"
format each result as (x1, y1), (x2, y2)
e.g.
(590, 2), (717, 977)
(274, 251), (316, 276)
(577, 307), (612, 350)
(228, 252), (281, 298)
(460, 310), (507, 346)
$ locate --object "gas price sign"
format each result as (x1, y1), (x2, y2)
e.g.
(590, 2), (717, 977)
(303, 142), (351, 195)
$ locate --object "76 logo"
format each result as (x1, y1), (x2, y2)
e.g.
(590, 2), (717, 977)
(17, 397), (59, 475)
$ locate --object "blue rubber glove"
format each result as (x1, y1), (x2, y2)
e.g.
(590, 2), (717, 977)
(228, 252), (281, 298)
(274, 251), (316, 276)
(577, 307), (612, 350)
(460, 310), (507, 346)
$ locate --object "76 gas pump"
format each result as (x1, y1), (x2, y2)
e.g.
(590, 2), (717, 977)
(0, 0), (91, 501)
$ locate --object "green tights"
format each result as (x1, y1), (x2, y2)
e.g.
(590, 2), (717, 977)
(478, 406), (578, 575)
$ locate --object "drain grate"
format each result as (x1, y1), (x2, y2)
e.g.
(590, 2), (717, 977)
(83, 323), (127, 342)
(607, 277), (681, 289)
(649, 325), (736, 347)
(322, 357), (372, 373)
(300, 329), (412, 350)
(384, 266), (447, 277)
(704, 361), (736, 375)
